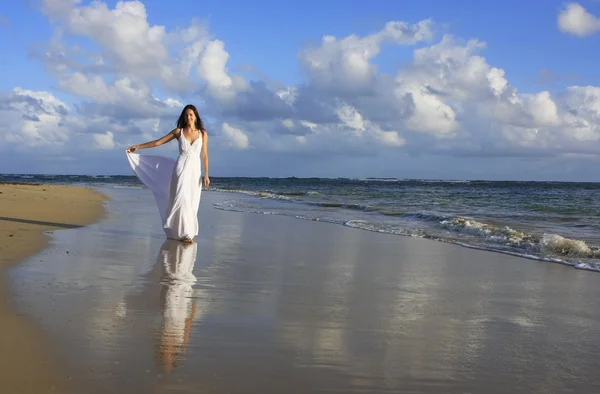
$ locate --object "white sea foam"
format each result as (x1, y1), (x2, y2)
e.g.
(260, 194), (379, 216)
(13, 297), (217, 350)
(440, 217), (537, 250)
(539, 233), (598, 257)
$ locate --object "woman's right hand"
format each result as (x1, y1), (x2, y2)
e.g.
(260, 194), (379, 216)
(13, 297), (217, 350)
(127, 145), (137, 153)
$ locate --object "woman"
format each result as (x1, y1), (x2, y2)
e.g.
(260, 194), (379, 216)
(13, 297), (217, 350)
(126, 104), (209, 244)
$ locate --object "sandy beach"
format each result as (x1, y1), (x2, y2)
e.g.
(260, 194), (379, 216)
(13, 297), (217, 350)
(5, 186), (600, 393)
(0, 183), (106, 393)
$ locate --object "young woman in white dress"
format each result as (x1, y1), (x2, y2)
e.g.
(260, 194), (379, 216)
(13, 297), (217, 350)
(126, 105), (209, 244)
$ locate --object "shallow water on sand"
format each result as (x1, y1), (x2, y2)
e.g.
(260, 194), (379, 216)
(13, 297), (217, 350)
(9, 188), (600, 393)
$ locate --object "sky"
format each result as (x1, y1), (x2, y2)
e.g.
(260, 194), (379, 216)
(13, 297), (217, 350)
(1, 0), (600, 180)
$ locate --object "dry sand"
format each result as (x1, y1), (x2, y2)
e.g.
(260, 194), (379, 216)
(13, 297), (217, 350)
(0, 182), (106, 394)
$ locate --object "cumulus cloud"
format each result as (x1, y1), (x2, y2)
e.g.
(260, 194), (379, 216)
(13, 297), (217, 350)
(2, 0), (600, 178)
(336, 103), (365, 134)
(197, 40), (241, 99)
(0, 88), (70, 147)
(222, 123), (249, 149)
(93, 131), (115, 149)
(527, 91), (560, 127)
(560, 86), (600, 141)
(60, 73), (144, 104)
(299, 19), (433, 94)
(558, 3), (600, 37)
(39, 0), (211, 93)
(373, 129), (405, 147)
(42, 1), (168, 69)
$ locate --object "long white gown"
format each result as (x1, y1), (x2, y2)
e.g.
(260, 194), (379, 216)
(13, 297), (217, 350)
(126, 131), (203, 240)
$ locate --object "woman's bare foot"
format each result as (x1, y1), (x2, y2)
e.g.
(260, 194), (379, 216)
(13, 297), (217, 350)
(181, 237), (193, 245)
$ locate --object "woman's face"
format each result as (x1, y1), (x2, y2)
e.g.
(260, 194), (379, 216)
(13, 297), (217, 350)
(185, 109), (196, 127)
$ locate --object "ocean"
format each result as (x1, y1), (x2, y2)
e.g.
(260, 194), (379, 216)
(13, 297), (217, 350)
(2, 173), (600, 272)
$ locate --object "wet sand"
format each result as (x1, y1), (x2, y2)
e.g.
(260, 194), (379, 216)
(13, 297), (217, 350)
(8, 187), (600, 393)
(0, 183), (106, 394)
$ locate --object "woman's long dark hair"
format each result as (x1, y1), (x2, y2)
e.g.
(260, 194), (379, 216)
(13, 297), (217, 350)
(176, 104), (205, 135)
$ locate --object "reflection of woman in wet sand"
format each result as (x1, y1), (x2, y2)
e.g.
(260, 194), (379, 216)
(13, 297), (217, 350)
(156, 239), (198, 373)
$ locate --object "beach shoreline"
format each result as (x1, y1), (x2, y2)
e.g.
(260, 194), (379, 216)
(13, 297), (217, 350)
(4, 186), (600, 393)
(0, 183), (106, 394)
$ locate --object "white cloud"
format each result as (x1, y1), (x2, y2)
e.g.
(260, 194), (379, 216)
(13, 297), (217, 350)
(281, 119), (295, 129)
(93, 131), (115, 149)
(500, 125), (541, 148)
(43, 0), (168, 70)
(197, 40), (241, 99)
(222, 122), (249, 149)
(0, 84), (180, 160)
(558, 3), (600, 37)
(560, 86), (600, 141)
(39, 0), (261, 118)
(276, 87), (298, 105)
(40, 0), (211, 93)
(399, 36), (493, 101)
(0, 88), (71, 147)
(389, 35), (578, 148)
(564, 86), (600, 118)
(372, 128), (406, 147)
(336, 103), (365, 134)
(4, 1), (600, 177)
(300, 120), (318, 132)
(59, 73), (134, 103)
(487, 67), (509, 96)
(527, 91), (560, 127)
(164, 98), (183, 108)
(398, 83), (458, 136)
(57, 73), (176, 116)
(299, 19), (433, 93)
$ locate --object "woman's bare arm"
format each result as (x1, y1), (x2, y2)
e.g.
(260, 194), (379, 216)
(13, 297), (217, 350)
(202, 131), (210, 188)
(127, 128), (179, 153)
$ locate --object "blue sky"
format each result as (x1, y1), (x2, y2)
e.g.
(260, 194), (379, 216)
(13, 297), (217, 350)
(1, 0), (600, 180)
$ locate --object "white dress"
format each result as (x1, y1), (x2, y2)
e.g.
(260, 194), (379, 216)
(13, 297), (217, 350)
(126, 131), (203, 240)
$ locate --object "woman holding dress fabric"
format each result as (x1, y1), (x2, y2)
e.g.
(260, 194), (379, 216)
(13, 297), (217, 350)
(126, 104), (209, 244)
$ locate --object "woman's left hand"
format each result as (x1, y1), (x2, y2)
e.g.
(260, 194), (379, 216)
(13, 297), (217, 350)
(203, 175), (210, 188)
